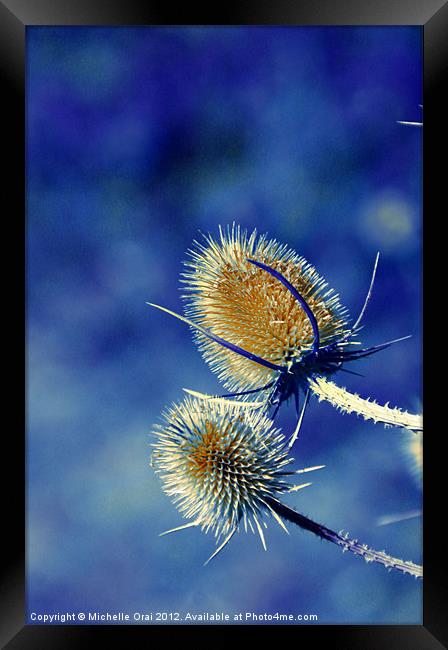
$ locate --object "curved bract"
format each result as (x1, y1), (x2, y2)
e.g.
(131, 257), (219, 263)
(182, 224), (350, 394)
(247, 258), (321, 352)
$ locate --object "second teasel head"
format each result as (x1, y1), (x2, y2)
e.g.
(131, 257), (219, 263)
(151, 395), (322, 562)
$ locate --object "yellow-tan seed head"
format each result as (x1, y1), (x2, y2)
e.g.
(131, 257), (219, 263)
(182, 224), (350, 393)
(151, 397), (294, 540)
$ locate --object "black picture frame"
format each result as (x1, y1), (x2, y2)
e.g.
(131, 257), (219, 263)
(3, 1), (446, 647)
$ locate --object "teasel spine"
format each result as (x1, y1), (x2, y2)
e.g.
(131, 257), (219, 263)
(266, 497), (422, 579)
(308, 376), (423, 433)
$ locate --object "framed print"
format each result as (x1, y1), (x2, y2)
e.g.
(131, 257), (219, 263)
(2, 1), (446, 647)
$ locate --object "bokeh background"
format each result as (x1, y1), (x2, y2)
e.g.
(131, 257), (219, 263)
(27, 26), (422, 624)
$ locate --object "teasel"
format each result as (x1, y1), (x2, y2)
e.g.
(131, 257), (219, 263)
(151, 396), (422, 577)
(149, 224), (422, 445)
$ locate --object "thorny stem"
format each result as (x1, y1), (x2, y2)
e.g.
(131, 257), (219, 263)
(266, 497), (422, 579)
(308, 376), (423, 433)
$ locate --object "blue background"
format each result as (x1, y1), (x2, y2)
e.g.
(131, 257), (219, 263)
(27, 26), (422, 624)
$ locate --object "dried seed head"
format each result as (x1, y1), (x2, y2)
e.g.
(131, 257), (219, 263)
(152, 396), (298, 542)
(182, 224), (350, 393)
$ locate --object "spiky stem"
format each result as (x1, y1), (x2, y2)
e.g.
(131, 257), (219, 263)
(267, 498), (422, 579)
(308, 376), (423, 433)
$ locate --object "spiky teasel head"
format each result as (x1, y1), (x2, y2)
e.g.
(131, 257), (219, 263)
(182, 224), (350, 393)
(152, 396), (306, 545)
(151, 397), (422, 578)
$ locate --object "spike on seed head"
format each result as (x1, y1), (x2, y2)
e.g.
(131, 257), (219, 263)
(151, 396), (304, 543)
(181, 224), (350, 394)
